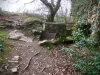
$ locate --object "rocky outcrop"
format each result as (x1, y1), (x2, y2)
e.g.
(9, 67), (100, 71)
(9, 30), (33, 42)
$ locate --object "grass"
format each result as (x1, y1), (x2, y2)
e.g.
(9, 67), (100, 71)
(42, 42), (54, 50)
(0, 44), (10, 65)
(0, 30), (10, 39)
(0, 30), (10, 66)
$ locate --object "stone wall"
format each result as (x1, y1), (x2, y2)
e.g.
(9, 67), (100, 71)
(43, 22), (66, 33)
(40, 22), (74, 41)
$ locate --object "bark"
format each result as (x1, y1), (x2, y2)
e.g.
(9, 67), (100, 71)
(40, 0), (61, 22)
(88, 1), (100, 44)
(51, 0), (55, 7)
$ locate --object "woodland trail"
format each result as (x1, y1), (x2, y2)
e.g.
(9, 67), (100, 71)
(0, 14), (73, 75)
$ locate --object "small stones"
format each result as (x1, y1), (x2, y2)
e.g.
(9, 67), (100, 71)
(8, 60), (19, 63)
(0, 68), (4, 72)
(11, 67), (18, 74)
(31, 51), (34, 53)
(9, 56), (20, 74)
(46, 64), (50, 68)
(62, 69), (65, 72)
(12, 56), (20, 61)
(9, 56), (19, 63)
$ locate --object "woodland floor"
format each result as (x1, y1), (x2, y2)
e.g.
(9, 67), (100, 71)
(0, 14), (74, 75)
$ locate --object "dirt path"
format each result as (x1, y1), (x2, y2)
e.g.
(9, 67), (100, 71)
(0, 15), (73, 75)
(7, 38), (72, 75)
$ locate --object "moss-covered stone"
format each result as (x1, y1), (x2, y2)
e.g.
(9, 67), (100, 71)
(5, 19), (13, 23)
(43, 22), (66, 33)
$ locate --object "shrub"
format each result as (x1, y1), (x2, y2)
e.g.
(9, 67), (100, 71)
(72, 17), (98, 50)
(23, 17), (43, 29)
(0, 8), (5, 16)
(62, 17), (100, 75)
(0, 30), (10, 39)
(23, 17), (42, 24)
(62, 47), (100, 75)
(74, 51), (100, 75)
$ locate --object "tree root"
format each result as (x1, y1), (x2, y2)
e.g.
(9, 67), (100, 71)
(21, 52), (40, 74)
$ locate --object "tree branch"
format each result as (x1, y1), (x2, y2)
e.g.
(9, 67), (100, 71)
(17, 0), (35, 12)
(7, 0), (20, 4)
(40, 0), (53, 13)
(51, 0), (55, 7)
(54, 0), (61, 14)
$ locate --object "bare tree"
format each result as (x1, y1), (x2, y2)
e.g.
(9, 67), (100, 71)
(40, 0), (61, 22)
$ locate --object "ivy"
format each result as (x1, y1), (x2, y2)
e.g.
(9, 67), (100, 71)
(62, 16), (100, 75)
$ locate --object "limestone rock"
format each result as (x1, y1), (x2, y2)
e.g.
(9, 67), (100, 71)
(11, 67), (18, 74)
(38, 40), (49, 45)
(9, 30), (33, 42)
(9, 30), (24, 40)
(19, 36), (33, 42)
(8, 60), (19, 63)
(12, 56), (20, 61)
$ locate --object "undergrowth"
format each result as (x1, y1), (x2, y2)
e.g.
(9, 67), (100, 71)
(22, 17), (43, 35)
(0, 30), (10, 65)
(62, 48), (100, 75)
(0, 8), (5, 16)
(62, 17), (100, 75)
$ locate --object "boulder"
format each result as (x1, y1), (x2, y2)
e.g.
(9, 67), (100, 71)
(9, 30), (24, 40)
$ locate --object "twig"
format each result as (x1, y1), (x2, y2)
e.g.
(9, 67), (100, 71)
(17, 0), (35, 12)
(40, 67), (46, 72)
(7, 0), (20, 4)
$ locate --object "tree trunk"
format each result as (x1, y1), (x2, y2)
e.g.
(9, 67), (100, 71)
(47, 14), (55, 22)
(40, 0), (61, 22)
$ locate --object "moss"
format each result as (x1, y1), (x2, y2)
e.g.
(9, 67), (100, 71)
(23, 17), (43, 26)
(0, 10), (5, 16)
(0, 23), (3, 26)
(66, 30), (73, 36)
(5, 19), (13, 23)
(0, 42), (10, 66)
(22, 17), (43, 35)
(0, 31), (10, 66)
(0, 30), (10, 39)
(42, 42), (53, 50)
